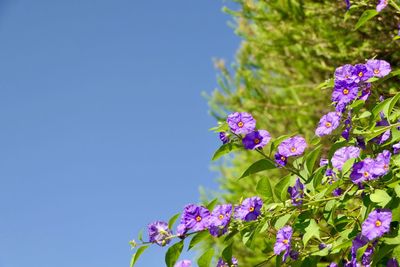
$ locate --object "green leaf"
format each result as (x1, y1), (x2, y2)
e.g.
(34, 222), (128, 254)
(274, 175), (293, 201)
(384, 92), (400, 119)
(358, 111), (371, 119)
(165, 241), (184, 267)
(138, 229), (144, 242)
(209, 122), (229, 133)
(188, 231), (208, 251)
(212, 143), (241, 161)
(197, 248), (214, 267)
(239, 158), (276, 179)
(395, 184), (400, 198)
(354, 9), (378, 30)
(221, 242), (233, 264)
(372, 98), (391, 120)
(168, 213), (181, 229)
(305, 144), (321, 175)
(370, 189), (392, 207)
(256, 177), (274, 202)
(341, 158), (356, 175)
(303, 219), (320, 246)
(275, 214), (291, 229)
(130, 245), (149, 267)
(206, 198), (219, 211)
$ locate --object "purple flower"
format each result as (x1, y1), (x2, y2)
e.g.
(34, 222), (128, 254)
(387, 258), (399, 267)
(234, 196), (263, 221)
(174, 260), (192, 267)
(176, 222), (187, 237)
(274, 226), (293, 262)
(320, 158), (329, 166)
(315, 112), (341, 137)
(209, 204), (232, 237)
(353, 64), (373, 83)
(180, 204), (210, 232)
(275, 153), (288, 167)
(344, 0), (351, 9)
(278, 136), (307, 157)
(328, 263), (338, 267)
(356, 137), (366, 150)
(216, 257), (238, 267)
(242, 130), (271, 150)
(332, 146), (360, 170)
(342, 127), (350, 140)
(332, 188), (343, 196)
(361, 244), (375, 266)
(289, 250), (299, 260)
(394, 143), (400, 154)
(227, 112), (256, 135)
(319, 243), (327, 250)
(373, 150), (391, 177)
(376, 0), (388, 12)
(359, 83), (371, 101)
(332, 80), (359, 106)
(219, 132), (230, 144)
(288, 178), (304, 206)
(366, 59), (391, 78)
(335, 64), (356, 82)
(148, 221), (173, 246)
(362, 209), (392, 240)
(373, 115), (391, 145)
(350, 158), (377, 184)
(351, 234), (369, 260)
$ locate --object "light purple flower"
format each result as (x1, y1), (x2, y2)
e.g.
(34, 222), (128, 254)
(332, 146), (360, 170)
(328, 263), (338, 267)
(387, 258), (399, 267)
(394, 143), (400, 154)
(332, 81), (359, 106)
(275, 153), (287, 167)
(366, 59), (391, 78)
(216, 257), (238, 267)
(176, 222), (187, 237)
(373, 150), (391, 177)
(361, 244), (375, 266)
(376, 0), (389, 12)
(148, 221), (173, 246)
(209, 204), (232, 237)
(278, 136), (307, 157)
(334, 64), (356, 82)
(274, 226), (293, 262)
(181, 204), (210, 232)
(315, 112), (341, 137)
(227, 112), (256, 135)
(353, 64), (373, 83)
(320, 158), (328, 166)
(242, 130), (271, 150)
(174, 260), (192, 267)
(350, 158), (377, 184)
(219, 132), (230, 144)
(234, 196), (263, 221)
(362, 209), (392, 240)
(288, 178), (304, 206)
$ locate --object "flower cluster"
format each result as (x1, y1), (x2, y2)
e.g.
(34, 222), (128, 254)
(350, 150), (391, 185)
(275, 136), (307, 166)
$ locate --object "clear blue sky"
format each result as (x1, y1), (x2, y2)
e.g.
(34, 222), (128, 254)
(0, 0), (239, 266)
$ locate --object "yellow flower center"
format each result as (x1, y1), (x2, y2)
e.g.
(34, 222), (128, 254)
(374, 69), (380, 74)
(375, 220), (382, 227)
(290, 147), (297, 152)
(218, 214), (224, 220)
(384, 164), (388, 170)
(249, 206), (255, 212)
(283, 239), (289, 244)
(237, 121), (244, 128)
(280, 156), (286, 161)
(343, 89), (349, 95)
(196, 216), (202, 222)
(254, 138), (260, 144)
(325, 122), (332, 128)
(358, 71), (363, 77)
(363, 171), (369, 177)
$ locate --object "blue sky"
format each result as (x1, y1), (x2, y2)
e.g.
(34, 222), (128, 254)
(0, 0), (239, 266)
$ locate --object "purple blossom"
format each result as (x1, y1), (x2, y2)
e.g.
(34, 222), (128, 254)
(332, 146), (360, 170)
(353, 64), (373, 83)
(359, 83), (371, 101)
(288, 178), (304, 206)
(328, 263), (338, 267)
(278, 136), (307, 157)
(342, 127), (350, 140)
(209, 204), (232, 237)
(176, 222), (187, 237)
(227, 112), (256, 135)
(219, 132), (230, 144)
(344, 0), (351, 9)
(242, 130), (271, 150)
(315, 112), (341, 137)
(373, 115), (391, 145)
(387, 258), (399, 267)
(320, 158), (328, 167)
(334, 64), (356, 82)
(147, 221), (173, 246)
(318, 243), (327, 250)
(366, 59), (391, 78)
(351, 234), (369, 260)
(350, 158), (377, 184)
(216, 257), (238, 267)
(234, 196), (263, 221)
(289, 250), (299, 260)
(362, 209), (392, 240)
(356, 137), (366, 150)
(332, 188), (343, 196)
(274, 226), (293, 262)
(332, 80), (359, 106)
(174, 260), (192, 267)
(393, 143), (400, 154)
(275, 153), (288, 167)
(373, 150), (391, 177)
(361, 245), (375, 266)
(376, 0), (389, 12)
(180, 204), (211, 232)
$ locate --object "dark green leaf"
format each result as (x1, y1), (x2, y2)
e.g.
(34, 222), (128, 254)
(206, 198), (219, 211)
(384, 92), (400, 119)
(354, 9), (378, 30)
(240, 158), (276, 179)
(221, 242), (233, 264)
(274, 175), (293, 201)
(165, 241), (184, 267)
(130, 245), (149, 267)
(256, 177), (274, 202)
(305, 144), (321, 175)
(188, 231), (208, 251)
(197, 248), (214, 267)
